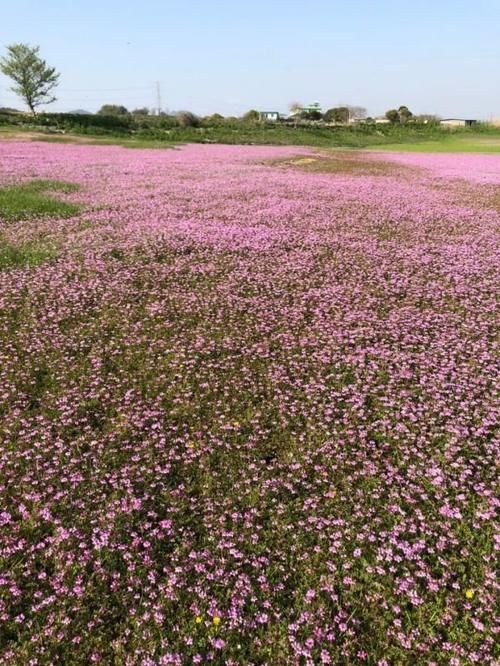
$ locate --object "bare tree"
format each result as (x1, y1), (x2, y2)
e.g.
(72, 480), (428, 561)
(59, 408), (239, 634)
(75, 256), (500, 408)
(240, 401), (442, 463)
(288, 101), (303, 115)
(347, 105), (367, 121)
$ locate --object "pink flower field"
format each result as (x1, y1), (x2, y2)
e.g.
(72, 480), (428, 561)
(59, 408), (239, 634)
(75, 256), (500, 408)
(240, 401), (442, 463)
(0, 142), (498, 665)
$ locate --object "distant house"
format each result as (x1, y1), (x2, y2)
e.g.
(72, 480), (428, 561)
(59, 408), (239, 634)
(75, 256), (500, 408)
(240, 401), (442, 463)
(303, 102), (322, 114)
(289, 102), (322, 116)
(374, 117), (391, 124)
(440, 118), (477, 127)
(259, 111), (280, 122)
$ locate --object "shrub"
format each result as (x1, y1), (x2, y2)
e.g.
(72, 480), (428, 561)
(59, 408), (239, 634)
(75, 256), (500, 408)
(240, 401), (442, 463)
(97, 104), (129, 116)
(176, 111), (200, 128)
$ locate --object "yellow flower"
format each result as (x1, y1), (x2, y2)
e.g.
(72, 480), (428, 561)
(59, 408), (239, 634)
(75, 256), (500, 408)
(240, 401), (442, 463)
(195, 615), (203, 624)
(465, 589), (475, 600)
(212, 615), (221, 626)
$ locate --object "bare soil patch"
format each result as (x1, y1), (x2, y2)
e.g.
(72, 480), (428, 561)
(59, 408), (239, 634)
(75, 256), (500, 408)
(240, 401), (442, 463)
(269, 150), (421, 177)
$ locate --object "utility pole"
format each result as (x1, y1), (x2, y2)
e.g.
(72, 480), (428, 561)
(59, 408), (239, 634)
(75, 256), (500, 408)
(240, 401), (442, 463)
(156, 81), (162, 116)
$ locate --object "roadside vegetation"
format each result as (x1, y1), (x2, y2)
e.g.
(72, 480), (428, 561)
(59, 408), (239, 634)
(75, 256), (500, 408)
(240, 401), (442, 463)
(2, 110), (500, 151)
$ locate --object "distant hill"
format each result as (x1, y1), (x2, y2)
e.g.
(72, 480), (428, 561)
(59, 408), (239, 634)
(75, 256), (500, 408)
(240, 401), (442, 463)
(0, 107), (22, 114)
(68, 109), (93, 115)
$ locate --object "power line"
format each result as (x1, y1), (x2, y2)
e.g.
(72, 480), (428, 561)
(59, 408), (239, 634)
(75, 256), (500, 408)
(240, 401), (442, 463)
(0, 84), (158, 94)
(0, 84), (160, 93)
(0, 83), (255, 111)
(56, 86), (153, 92)
(0, 92), (156, 103)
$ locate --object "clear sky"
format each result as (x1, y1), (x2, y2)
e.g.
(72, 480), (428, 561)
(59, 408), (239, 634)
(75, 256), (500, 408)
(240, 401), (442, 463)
(1, 0), (498, 118)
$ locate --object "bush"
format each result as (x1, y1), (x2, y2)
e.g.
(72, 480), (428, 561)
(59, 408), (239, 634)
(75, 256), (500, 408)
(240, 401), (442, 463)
(131, 107), (150, 116)
(176, 111), (199, 128)
(242, 109), (260, 123)
(97, 104), (129, 116)
(35, 113), (133, 132)
(324, 107), (349, 124)
(202, 113), (225, 126)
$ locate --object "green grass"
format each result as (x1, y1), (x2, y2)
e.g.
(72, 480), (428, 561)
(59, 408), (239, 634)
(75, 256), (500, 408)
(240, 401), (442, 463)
(38, 128), (500, 152)
(36, 135), (180, 149)
(0, 238), (56, 270)
(0, 179), (75, 268)
(0, 179), (81, 222)
(374, 135), (500, 153)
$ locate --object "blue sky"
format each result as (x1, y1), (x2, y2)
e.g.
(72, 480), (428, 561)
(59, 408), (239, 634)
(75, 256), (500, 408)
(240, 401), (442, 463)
(1, 0), (498, 118)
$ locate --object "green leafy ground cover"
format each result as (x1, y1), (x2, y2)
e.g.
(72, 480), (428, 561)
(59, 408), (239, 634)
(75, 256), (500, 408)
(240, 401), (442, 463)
(0, 179), (81, 222)
(0, 179), (80, 269)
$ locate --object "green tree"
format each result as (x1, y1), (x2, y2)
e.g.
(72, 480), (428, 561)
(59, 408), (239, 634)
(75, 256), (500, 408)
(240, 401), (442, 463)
(0, 43), (60, 114)
(131, 107), (150, 116)
(302, 110), (323, 121)
(204, 113), (225, 125)
(176, 111), (199, 127)
(242, 109), (260, 122)
(398, 105), (413, 124)
(324, 107), (350, 123)
(385, 109), (400, 124)
(97, 105), (129, 116)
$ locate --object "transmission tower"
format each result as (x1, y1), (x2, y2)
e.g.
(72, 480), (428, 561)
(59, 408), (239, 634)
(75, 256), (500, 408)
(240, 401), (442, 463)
(156, 81), (162, 115)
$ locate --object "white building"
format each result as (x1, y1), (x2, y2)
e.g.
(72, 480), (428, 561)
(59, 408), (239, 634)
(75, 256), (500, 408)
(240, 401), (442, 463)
(259, 111), (280, 122)
(440, 118), (477, 127)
